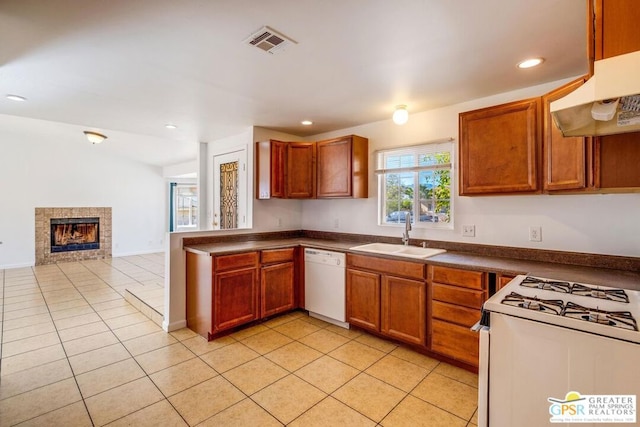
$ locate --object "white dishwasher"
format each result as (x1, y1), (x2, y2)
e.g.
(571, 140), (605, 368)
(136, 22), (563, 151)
(304, 248), (349, 328)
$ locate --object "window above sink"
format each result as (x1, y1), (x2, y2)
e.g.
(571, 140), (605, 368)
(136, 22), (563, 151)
(375, 139), (454, 230)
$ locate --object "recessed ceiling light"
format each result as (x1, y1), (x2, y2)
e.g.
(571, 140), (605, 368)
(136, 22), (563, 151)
(301, 120), (313, 126)
(517, 58), (544, 69)
(165, 123), (178, 129)
(6, 94), (27, 102)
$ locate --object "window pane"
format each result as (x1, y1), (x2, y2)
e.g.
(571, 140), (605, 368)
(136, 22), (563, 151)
(175, 185), (198, 228)
(378, 142), (453, 227)
(384, 171), (414, 223)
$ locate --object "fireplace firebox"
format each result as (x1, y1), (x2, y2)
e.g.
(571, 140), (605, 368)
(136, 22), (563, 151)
(50, 217), (100, 253)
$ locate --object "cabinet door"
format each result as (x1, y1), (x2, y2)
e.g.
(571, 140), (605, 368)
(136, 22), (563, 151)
(592, 0), (640, 191)
(596, 133), (640, 189)
(213, 267), (259, 332)
(270, 140), (287, 198)
(459, 98), (541, 195)
(381, 275), (426, 346)
(346, 268), (380, 332)
(317, 135), (369, 199)
(595, 0), (640, 60)
(543, 77), (593, 192)
(497, 275), (515, 291)
(317, 137), (352, 198)
(261, 262), (295, 318)
(286, 142), (316, 198)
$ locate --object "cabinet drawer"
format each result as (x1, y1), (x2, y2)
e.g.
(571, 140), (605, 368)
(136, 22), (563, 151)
(431, 319), (479, 367)
(431, 266), (485, 290)
(432, 300), (481, 328)
(261, 248), (295, 264)
(432, 283), (485, 309)
(215, 252), (259, 272)
(347, 254), (425, 280)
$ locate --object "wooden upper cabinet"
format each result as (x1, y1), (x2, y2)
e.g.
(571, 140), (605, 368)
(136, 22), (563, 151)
(316, 135), (368, 198)
(257, 140), (315, 199)
(591, 0), (640, 191)
(270, 140), (287, 198)
(594, 0), (640, 60)
(286, 142), (316, 198)
(543, 77), (594, 192)
(459, 98), (541, 195)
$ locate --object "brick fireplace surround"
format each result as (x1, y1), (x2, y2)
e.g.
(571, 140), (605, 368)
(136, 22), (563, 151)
(35, 207), (112, 265)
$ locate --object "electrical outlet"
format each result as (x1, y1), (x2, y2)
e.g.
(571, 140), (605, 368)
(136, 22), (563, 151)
(529, 226), (542, 242)
(276, 217), (282, 227)
(462, 225), (476, 237)
(333, 218), (339, 229)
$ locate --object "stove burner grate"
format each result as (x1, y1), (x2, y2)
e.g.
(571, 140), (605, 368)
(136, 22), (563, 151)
(520, 277), (630, 304)
(520, 277), (571, 293)
(501, 292), (564, 315)
(570, 284), (630, 303)
(562, 302), (638, 331)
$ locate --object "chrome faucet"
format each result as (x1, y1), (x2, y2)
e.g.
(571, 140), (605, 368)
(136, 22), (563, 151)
(402, 211), (412, 245)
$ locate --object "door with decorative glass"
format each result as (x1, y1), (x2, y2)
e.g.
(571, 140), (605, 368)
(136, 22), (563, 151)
(212, 150), (247, 230)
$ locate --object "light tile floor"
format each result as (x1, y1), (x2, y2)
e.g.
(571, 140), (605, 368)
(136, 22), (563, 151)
(0, 256), (479, 426)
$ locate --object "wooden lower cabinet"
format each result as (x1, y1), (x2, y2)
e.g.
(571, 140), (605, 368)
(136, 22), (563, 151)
(261, 261), (295, 318)
(346, 268), (381, 331)
(497, 274), (516, 291)
(213, 267), (259, 332)
(186, 248), (300, 340)
(429, 265), (487, 367)
(430, 319), (479, 367)
(346, 254), (426, 346)
(381, 275), (426, 346)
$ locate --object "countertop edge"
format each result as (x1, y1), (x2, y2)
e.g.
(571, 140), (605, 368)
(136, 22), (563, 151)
(184, 238), (640, 290)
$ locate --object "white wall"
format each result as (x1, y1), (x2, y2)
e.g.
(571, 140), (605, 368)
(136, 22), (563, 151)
(0, 115), (167, 268)
(302, 79), (640, 257)
(164, 127), (307, 330)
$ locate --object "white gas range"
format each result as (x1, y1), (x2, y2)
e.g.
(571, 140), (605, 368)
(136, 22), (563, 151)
(477, 275), (640, 427)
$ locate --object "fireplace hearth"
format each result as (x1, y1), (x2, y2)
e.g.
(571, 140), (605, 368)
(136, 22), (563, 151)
(35, 207), (112, 265)
(50, 217), (100, 252)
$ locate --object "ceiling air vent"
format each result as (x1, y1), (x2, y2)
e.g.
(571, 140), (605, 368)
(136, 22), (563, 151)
(245, 26), (297, 54)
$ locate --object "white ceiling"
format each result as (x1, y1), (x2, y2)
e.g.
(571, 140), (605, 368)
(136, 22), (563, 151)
(0, 0), (588, 167)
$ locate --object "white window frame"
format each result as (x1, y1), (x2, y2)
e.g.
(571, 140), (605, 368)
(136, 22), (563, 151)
(376, 139), (454, 230)
(174, 184), (198, 231)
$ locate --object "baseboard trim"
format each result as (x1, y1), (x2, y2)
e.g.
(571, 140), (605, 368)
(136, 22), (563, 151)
(164, 319), (187, 332)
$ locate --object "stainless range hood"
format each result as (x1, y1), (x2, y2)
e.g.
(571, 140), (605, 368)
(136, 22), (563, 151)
(550, 50), (640, 137)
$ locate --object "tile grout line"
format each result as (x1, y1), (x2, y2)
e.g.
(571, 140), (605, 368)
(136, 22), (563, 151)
(4, 256), (480, 426)
(1, 261), (173, 426)
(69, 259), (193, 427)
(28, 263), (99, 426)
(54, 261), (191, 427)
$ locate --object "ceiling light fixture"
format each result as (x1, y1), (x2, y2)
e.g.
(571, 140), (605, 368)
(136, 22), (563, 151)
(301, 120), (313, 126)
(517, 58), (544, 69)
(83, 131), (107, 144)
(392, 105), (409, 125)
(165, 123), (178, 129)
(6, 94), (27, 102)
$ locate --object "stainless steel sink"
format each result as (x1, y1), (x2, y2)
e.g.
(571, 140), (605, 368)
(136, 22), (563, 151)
(349, 243), (446, 259)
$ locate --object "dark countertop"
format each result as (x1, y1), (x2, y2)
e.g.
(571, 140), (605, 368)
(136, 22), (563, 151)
(184, 238), (640, 291)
